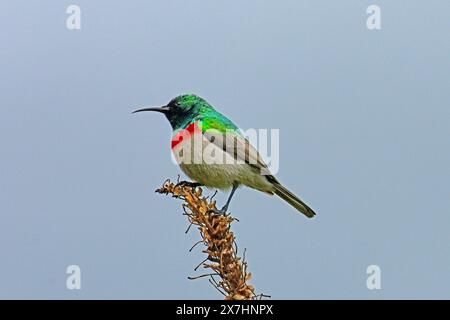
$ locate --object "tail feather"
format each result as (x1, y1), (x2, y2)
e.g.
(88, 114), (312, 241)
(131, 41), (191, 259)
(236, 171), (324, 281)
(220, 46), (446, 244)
(272, 182), (316, 218)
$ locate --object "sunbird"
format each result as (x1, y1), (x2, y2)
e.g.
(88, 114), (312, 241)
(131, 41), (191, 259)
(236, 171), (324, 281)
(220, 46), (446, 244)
(133, 94), (316, 218)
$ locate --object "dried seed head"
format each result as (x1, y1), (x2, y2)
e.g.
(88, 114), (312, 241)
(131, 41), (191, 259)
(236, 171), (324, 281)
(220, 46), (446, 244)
(156, 180), (257, 300)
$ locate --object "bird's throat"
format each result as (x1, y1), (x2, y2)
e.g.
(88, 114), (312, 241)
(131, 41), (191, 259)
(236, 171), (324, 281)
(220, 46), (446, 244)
(171, 121), (202, 150)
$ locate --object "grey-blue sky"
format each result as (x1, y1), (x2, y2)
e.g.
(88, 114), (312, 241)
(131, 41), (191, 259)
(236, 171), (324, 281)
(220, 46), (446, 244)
(0, 0), (449, 299)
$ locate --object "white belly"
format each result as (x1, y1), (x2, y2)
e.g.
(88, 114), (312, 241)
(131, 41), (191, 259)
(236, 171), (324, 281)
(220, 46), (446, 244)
(172, 130), (273, 192)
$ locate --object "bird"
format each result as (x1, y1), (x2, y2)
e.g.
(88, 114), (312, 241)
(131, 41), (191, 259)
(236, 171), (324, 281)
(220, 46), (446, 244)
(133, 94), (316, 218)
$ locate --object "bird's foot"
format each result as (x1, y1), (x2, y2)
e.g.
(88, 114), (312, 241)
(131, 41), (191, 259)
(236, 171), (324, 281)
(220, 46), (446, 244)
(207, 206), (230, 216)
(175, 181), (203, 189)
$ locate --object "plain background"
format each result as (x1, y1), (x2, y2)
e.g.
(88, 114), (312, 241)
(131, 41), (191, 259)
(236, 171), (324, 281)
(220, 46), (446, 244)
(0, 1), (449, 299)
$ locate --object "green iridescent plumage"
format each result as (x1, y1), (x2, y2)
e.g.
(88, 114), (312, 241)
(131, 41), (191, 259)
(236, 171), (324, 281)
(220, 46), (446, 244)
(168, 94), (240, 134)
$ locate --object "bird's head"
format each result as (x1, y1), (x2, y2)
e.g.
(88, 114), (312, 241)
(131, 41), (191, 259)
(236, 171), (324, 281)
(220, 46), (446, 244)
(133, 94), (211, 129)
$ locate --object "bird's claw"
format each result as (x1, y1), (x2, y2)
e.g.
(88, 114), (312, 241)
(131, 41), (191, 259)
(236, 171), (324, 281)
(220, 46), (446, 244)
(207, 207), (230, 216)
(175, 181), (202, 189)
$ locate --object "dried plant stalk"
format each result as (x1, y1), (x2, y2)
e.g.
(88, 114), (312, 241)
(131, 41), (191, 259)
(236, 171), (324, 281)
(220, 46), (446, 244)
(155, 179), (256, 300)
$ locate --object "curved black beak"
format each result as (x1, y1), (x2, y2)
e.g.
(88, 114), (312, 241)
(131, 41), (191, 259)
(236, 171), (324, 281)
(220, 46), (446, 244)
(132, 106), (168, 114)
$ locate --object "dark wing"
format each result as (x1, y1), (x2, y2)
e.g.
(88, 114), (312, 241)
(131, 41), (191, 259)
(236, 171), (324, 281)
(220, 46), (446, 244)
(202, 129), (274, 177)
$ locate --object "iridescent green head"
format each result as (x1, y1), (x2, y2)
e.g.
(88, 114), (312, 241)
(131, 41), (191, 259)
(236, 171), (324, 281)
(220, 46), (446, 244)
(133, 94), (213, 129)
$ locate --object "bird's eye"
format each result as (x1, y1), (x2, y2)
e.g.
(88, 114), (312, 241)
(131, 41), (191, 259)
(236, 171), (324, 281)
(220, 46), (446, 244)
(167, 100), (179, 109)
